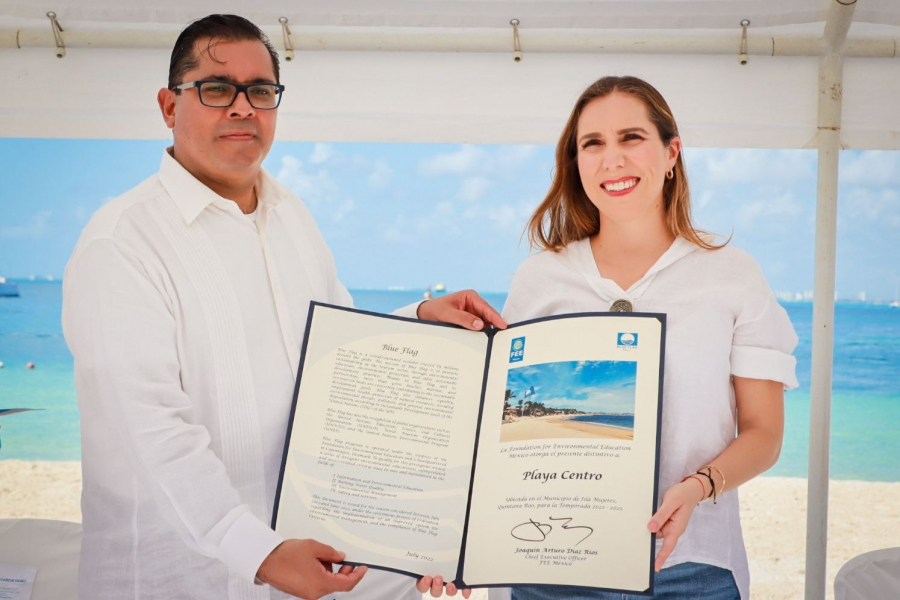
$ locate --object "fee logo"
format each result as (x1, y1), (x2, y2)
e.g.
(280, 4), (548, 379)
(510, 337), (526, 363)
(617, 332), (638, 349)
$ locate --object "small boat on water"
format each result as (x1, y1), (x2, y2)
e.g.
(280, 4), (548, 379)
(0, 277), (19, 298)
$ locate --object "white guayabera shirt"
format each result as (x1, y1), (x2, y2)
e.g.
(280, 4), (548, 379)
(490, 237), (799, 600)
(62, 149), (421, 600)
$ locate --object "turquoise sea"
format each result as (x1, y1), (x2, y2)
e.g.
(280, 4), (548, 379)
(1, 282), (899, 482)
(570, 414), (636, 430)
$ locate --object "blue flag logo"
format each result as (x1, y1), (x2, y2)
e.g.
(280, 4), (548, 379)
(617, 332), (638, 348)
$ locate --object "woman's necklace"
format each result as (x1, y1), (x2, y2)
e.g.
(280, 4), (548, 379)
(609, 299), (633, 312)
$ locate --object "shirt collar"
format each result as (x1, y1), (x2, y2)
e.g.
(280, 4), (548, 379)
(640, 236), (699, 280)
(157, 147), (285, 224)
(570, 235), (700, 298)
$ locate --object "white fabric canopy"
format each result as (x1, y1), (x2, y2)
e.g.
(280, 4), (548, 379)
(1, 0), (898, 148)
(1, 0), (899, 29)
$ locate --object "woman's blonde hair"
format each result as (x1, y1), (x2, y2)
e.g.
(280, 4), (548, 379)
(527, 75), (725, 251)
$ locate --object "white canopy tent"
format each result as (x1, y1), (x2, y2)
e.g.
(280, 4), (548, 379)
(1, 0), (899, 148)
(2, 1), (898, 598)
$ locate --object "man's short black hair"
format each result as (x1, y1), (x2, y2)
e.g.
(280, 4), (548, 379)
(168, 14), (280, 90)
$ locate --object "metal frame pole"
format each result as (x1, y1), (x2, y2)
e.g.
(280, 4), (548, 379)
(805, 2), (855, 598)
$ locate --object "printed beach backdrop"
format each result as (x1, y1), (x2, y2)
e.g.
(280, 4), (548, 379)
(500, 360), (637, 443)
(1, 283), (899, 482)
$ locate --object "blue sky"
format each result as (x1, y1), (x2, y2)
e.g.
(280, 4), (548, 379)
(0, 139), (898, 300)
(506, 360), (637, 414)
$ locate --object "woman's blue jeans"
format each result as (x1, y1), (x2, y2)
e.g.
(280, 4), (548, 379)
(510, 561), (739, 600)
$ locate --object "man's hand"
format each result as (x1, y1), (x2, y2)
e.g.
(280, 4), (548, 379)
(417, 290), (507, 331)
(416, 575), (472, 598)
(256, 539), (367, 599)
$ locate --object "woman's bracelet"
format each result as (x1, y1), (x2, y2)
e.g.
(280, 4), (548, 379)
(680, 475), (706, 504)
(693, 469), (717, 503)
(701, 464), (726, 495)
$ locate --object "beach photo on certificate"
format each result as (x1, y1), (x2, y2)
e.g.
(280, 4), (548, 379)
(500, 360), (637, 443)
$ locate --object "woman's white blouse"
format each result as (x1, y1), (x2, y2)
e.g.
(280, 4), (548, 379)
(498, 236), (799, 600)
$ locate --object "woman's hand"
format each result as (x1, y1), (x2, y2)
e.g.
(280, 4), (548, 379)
(647, 478), (706, 572)
(416, 575), (472, 598)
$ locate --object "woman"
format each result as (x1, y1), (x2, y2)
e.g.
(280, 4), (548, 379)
(501, 76), (798, 599)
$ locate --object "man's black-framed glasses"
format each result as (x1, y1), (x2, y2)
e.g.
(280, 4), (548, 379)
(172, 80), (285, 110)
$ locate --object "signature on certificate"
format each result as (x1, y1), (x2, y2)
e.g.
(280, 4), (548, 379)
(510, 516), (594, 547)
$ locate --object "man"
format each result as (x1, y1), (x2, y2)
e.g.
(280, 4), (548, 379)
(62, 14), (500, 600)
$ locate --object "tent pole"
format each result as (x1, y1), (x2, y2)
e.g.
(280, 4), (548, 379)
(805, 2), (854, 599)
(2, 25), (897, 58)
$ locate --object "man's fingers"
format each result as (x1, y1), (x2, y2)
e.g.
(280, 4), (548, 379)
(329, 565), (367, 592)
(462, 293), (507, 329)
(308, 540), (345, 564)
(417, 290), (508, 330)
(430, 575), (444, 597)
(444, 582), (473, 598)
(337, 564), (355, 576)
(416, 577), (433, 593)
(443, 308), (485, 331)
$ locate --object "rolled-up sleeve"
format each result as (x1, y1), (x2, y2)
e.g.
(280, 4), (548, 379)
(730, 262), (799, 390)
(62, 239), (282, 583)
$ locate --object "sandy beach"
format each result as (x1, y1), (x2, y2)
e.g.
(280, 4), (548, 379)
(500, 414), (634, 442)
(2, 460), (898, 599)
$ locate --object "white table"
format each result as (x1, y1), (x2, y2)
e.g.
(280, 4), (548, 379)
(0, 519), (81, 600)
(835, 547), (900, 600)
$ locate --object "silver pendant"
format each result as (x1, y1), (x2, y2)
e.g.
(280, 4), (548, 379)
(610, 299), (633, 313)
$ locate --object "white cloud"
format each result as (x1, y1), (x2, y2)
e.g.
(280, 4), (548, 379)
(276, 155), (337, 205)
(695, 190), (715, 210)
(841, 151), (900, 188)
(275, 154), (355, 221)
(385, 201), (460, 241)
(368, 160), (393, 189)
(413, 201), (454, 233)
(494, 145), (538, 171)
(418, 145), (487, 176)
(0, 210), (52, 239)
(332, 199), (355, 222)
(418, 144), (543, 180)
(485, 204), (521, 229)
(689, 148), (816, 185)
(309, 143), (335, 165)
(73, 197), (111, 225)
(735, 193), (805, 228)
(538, 386), (632, 413)
(463, 201), (533, 230)
(384, 216), (412, 242)
(845, 187), (900, 226)
(460, 177), (491, 203)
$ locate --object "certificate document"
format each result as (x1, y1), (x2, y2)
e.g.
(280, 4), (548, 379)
(273, 303), (665, 595)
(0, 564), (37, 600)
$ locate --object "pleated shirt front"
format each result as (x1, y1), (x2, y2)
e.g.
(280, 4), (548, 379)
(63, 150), (420, 600)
